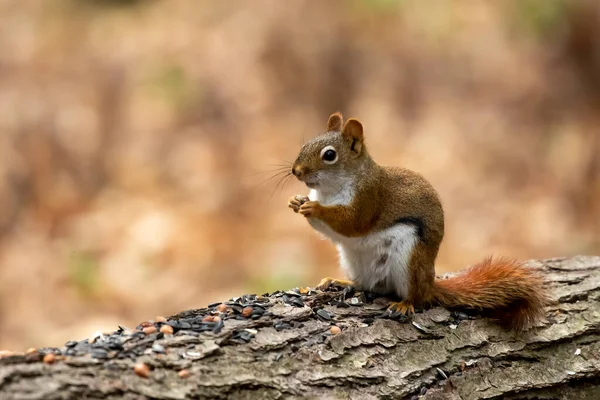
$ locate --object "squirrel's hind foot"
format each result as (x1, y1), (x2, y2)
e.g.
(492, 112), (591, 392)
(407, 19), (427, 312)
(387, 301), (415, 315)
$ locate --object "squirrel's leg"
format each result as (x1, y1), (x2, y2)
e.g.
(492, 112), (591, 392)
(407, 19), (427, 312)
(387, 243), (437, 315)
(316, 277), (354, 291)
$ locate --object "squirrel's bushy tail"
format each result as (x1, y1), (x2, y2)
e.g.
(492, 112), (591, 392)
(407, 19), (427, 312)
(433, 257), (550, 331)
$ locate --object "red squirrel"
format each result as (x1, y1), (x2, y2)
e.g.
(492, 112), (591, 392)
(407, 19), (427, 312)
(288, 112), (549, 331)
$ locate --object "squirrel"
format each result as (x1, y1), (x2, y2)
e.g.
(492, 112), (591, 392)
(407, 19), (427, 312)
(287, 112), (549, 331)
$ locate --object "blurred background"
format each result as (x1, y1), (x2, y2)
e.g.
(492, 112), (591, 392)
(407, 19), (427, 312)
(0, 0), (599, 350)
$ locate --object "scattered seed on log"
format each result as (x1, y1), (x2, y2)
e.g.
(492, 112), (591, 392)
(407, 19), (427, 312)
(242, 307), (253, 317)
(291, 298), (305, 307)
(316, 309), (332, 321)
(178, 369), (190, 379)
(212, 319), (224, 333)
(216, 303), (228, 313)
(43, 353), (56, 364)
(230, 304), (243, 314)
(134, 363), (150, 378)
(160, 325), (174, 335)
(252, 305), (265, 314)
(91, 348), (109, 359)
(143, 326), (157, 335)
(274, 322), (292, 331)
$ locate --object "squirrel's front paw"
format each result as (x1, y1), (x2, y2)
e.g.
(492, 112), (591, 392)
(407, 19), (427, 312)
(298, 201), (322, 218)
(288, 195), (309, 213)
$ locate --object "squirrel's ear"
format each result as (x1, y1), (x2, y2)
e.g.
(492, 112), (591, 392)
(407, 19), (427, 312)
(326, 112), (343, 131)
(342, 119), (364, 153)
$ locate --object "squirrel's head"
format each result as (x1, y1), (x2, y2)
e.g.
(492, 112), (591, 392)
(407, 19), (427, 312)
(292, 112), (368, 189)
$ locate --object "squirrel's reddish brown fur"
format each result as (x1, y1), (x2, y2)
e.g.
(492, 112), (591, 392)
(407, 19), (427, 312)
(289, 112), (550, 332)
(433, 257), (549, 331)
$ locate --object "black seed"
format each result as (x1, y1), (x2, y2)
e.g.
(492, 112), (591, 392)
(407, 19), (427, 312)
(363, 317), (374, 325)
(107, 341), (124, 351)
(436, 367), (448, 379)
(208, 302), (222, 308)
(274, 322), (292, 331)
(285, 290), (301, 297)
(336, 301), (350, 308)
(420, 387), (428, 395)
(274, 353), (283, 362)
(251, 314), (261, 320)
(213, 320), (224, 333)
(282, 295), (290, 303)
(91, 349), (109, 359)
(316, 335), (326, 344)
(64, 340), (77, 348)
(456, 312), (469, 320)
(410, 396), (418, 400)
(316, 309), (332, 321)
(291, 298), (305, 307)
(230, 304), (243, 314)
(238, 332), (253, 342)
(252, 307), (265, 315)
(291, 344), (299, 352)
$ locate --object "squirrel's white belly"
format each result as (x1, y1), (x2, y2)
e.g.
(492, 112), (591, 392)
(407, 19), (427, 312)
(337, 225), (417, 299)
(307, 189), (418, 299)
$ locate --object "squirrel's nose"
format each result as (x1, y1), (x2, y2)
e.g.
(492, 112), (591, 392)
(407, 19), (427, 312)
(292, 166), (304, 178)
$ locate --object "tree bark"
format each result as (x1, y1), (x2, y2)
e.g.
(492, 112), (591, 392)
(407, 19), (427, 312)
(1, 256), (599, 400)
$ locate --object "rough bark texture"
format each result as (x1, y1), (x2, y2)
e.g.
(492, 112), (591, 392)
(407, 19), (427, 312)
(1, 256), (599, 400)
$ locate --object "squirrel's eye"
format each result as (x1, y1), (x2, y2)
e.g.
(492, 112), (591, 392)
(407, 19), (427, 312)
(320, 146), (338, 164)
(323, 150), (336, 161)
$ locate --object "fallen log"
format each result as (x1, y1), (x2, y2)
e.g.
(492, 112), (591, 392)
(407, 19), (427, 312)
(0, 256), (599, 400)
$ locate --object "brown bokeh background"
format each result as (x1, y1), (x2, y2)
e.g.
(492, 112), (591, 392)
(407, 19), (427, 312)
(1, 0), (599, 350)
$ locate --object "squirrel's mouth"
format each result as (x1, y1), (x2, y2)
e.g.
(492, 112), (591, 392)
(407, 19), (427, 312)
(305, 182), (318, 189)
